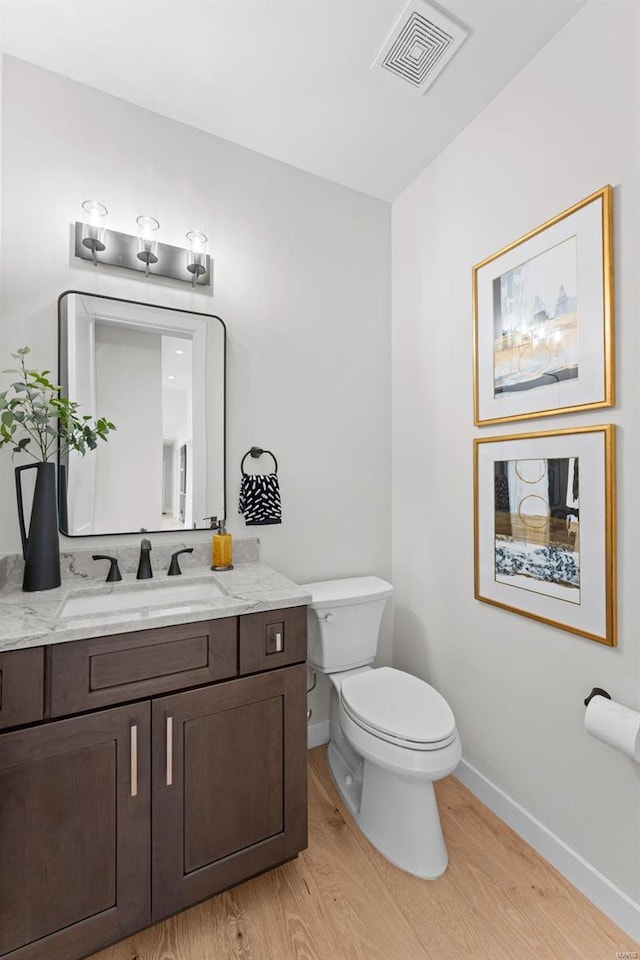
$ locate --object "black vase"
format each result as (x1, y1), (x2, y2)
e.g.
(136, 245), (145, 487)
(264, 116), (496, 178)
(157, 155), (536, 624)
(15, 461), (61, 592)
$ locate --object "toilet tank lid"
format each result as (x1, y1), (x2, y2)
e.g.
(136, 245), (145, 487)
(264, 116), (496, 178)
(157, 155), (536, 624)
(300, 576), (393, 608)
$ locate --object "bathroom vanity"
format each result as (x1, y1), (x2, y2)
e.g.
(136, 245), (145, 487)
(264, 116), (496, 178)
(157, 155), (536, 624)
(0, 554), (309, 960)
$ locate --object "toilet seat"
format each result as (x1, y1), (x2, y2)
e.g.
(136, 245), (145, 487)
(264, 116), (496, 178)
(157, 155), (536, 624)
(340, 667), (457, 751)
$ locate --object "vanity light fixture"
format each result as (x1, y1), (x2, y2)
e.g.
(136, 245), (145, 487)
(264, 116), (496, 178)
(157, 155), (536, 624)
(186, 230), (208, 288)
(73, 205), (212, 287)
(136, 215), (160, 276)
(80, 200), (108, 265)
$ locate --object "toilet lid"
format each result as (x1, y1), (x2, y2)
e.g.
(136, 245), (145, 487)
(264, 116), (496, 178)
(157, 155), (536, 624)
(340, 667), (456, 745)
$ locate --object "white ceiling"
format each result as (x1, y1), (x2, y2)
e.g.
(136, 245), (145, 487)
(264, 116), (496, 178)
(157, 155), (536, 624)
(0, 0), (584, 201)
(162, 336), (192, 394)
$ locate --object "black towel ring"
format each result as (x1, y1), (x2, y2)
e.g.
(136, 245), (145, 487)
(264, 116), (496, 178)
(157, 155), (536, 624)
(241, 446), (278, 475)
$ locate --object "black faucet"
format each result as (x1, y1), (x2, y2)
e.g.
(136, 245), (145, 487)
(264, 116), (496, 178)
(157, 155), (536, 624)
(137, 538), (153, 579)
(168, 548), (194, 576)
(92, 554), (122, 582)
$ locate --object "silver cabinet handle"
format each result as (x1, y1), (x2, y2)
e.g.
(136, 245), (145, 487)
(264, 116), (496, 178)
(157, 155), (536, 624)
(274, 631), (283, 652)
(166, 716), (173, 786)
(130, 724), (138, 798)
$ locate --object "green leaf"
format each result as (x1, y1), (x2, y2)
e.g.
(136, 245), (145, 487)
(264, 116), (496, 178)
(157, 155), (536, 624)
(0, 346), (114, 461)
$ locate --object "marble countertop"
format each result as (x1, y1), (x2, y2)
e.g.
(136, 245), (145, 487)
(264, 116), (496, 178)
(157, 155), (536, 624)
(0, 561), (311, 652)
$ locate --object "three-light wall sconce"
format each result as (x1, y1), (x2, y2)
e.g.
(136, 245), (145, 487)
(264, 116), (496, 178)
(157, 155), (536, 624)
(75, 200), (212, 287)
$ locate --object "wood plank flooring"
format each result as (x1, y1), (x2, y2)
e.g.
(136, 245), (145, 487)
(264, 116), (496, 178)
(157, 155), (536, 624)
(91, 746), (639, 960)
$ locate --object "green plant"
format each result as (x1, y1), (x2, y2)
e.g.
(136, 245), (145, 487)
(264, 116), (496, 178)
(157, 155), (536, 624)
(0, 347), (115, 462)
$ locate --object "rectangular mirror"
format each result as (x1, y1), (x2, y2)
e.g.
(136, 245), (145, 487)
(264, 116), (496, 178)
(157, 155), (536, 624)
(58, 291), (225, 536)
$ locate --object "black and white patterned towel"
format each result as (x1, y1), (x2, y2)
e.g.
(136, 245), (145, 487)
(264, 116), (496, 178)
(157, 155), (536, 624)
(239, 473), (282, 525)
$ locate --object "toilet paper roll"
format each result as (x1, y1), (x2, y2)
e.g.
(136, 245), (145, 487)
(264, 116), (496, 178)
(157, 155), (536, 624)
(584, 695), (640, 762)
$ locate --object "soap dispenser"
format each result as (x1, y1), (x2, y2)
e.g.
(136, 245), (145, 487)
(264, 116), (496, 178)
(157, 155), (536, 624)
(211, 519), (233, 571)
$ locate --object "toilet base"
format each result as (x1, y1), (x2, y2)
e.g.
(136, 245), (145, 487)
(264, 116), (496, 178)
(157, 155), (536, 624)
(327, 741), (449, 879)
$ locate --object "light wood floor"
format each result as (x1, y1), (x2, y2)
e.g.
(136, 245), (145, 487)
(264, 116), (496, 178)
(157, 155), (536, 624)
(92, 746), (639, 960)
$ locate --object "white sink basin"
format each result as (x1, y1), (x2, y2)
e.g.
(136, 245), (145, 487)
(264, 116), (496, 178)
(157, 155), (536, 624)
(59, 577), (227, 619)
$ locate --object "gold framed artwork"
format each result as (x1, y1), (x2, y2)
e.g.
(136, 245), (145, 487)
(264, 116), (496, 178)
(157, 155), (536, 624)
(474, 425), (616, 646)
(473, 186), (614, 426)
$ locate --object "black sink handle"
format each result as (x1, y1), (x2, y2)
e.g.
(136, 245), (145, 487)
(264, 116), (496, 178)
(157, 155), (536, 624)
(168, 548), (194, 577)
(92, 555), (122, 583)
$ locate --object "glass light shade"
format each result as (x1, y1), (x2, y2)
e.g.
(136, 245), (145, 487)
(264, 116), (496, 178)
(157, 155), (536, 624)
(81, 200), (108, 252)
(186, 230), (207, 282)
(136, 215), (160, 264)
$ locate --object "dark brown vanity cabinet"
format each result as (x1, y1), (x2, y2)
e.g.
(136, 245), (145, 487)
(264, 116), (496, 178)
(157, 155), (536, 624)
(0, 609), (307, 960)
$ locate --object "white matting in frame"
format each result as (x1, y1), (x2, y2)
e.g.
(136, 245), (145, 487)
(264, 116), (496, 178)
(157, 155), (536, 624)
(474, 425), (616, 646)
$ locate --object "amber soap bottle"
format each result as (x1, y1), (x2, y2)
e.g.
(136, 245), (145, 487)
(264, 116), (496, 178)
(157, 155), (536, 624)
(211, 519), (233, 571)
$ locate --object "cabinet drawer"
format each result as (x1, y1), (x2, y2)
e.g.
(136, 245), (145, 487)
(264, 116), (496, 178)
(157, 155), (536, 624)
(239, 606), (307, 675)
(50, 619), (237, 717)
(0, 647), (44, 730)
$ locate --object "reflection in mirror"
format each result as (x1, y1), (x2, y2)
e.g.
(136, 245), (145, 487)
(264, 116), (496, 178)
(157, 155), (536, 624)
(58, 291), (225, 536)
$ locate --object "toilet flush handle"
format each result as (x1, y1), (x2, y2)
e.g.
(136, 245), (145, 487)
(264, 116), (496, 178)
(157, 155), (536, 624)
(317, 612), (334, 623)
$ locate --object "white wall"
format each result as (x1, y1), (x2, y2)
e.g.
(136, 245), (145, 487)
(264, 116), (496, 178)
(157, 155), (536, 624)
(93, 324), (163, 532)
(162, 387), (190, 524)
(392, 0), (640, 905)
(0, 55), (391, 719)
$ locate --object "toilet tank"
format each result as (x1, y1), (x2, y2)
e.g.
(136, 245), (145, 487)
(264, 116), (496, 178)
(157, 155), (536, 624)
(301, 577), (393, 673)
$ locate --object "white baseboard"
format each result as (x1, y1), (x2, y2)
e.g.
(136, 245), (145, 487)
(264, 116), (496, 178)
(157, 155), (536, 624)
(307, 720), (330, 750)
(455, 758), (640, 943)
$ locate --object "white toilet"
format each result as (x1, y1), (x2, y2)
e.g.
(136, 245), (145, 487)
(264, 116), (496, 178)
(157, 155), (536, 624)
(302, 576), (461, 879)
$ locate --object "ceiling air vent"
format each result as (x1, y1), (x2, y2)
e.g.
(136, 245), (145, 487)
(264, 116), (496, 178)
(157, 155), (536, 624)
(372, 0), (469, 95)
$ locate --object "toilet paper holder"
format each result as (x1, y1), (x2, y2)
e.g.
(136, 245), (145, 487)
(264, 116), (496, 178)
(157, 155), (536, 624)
(584, 687), (612, 707)
(583, 687), (640, 763)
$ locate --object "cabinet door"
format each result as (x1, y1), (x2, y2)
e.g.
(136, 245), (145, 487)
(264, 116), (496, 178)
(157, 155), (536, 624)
(152, 664), (307, 921)
(239, 606), (307, 675)
(0, 702), (150, 960)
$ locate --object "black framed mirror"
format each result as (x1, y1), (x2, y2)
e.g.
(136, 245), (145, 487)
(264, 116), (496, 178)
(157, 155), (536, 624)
(58, 290), (226, 536)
